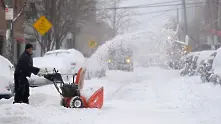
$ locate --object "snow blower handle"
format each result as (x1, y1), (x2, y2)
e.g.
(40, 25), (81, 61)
(53, 68), (59, 73)
(37, 68), (48, 76)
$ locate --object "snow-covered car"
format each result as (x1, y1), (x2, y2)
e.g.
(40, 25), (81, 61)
(0, 55), (14, 99)
(29, 49), (85, 87)
(44, 49), (85, 73)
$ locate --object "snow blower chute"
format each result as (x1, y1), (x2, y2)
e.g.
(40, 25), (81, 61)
(43, 67), (104, 109)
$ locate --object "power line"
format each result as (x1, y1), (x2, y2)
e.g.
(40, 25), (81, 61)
(97, 2), (206, 10)
(126, 0), (182, 7)
(100, 5), (203, 20)
(128, 5), (203, 16)
(100, 0), (183, 10)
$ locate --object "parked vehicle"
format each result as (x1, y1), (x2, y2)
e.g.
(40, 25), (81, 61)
(29, 49), (85, 87)
(0, 55), (14, 99)
(44, 49), (85, 74)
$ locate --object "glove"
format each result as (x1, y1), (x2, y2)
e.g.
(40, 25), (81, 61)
(37, 68), (47, 76)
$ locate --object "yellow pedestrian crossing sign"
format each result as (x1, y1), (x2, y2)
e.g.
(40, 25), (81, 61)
(88, 40), (97, 48)
(33, 16), (52, 35)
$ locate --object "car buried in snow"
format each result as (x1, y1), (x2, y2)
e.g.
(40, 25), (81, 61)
(28, 49), (85, 87)
(107, 47), (134, 71)
(0, 55), (15, 99)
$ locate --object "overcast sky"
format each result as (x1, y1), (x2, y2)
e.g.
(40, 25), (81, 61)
(123, 0), (178, 32)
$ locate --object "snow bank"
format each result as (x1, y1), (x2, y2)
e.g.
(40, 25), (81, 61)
(1, 67), (221, 124)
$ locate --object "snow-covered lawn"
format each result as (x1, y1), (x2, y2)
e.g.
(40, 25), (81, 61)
(0, 67), (221, 124)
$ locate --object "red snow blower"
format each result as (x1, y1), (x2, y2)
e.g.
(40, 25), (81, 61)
(43, 67), (104, 109)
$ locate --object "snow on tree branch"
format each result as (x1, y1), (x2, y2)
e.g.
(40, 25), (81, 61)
(13, 0), (28, 23)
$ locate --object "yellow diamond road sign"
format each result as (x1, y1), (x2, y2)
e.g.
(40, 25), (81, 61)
(88, 40), (97, 48)
(33, 16), (52, 35)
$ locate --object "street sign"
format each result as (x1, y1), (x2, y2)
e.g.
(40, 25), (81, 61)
(88, 40), (97, 48)
(33, 16), (52, 35)
(5, 8), (13, 20)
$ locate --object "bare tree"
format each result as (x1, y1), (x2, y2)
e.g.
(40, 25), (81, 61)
(164, 16), (178, 31)
(25, 0), (96, 54)
(97, 0), (134, 37)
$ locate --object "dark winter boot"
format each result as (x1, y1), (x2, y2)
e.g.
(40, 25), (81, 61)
(23, 99), (29, 104)
(13, 101), (22, 104)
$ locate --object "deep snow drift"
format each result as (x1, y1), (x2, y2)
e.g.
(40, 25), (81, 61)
(1, 67), (221, 124)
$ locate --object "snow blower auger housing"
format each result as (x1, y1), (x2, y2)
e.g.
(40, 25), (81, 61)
(43, 68), (104, 109)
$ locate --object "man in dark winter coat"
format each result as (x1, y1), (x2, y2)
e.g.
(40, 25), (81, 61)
(13, 43), (40, 104)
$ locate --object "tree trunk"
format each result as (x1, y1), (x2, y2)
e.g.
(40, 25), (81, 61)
(55, 36), (60, 49)
(3, 21), (13, 62)
(3, 0), (14, 63)
(72, 32), (76, 49)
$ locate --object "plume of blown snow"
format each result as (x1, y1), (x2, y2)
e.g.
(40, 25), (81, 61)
(85, 27), (174, 79)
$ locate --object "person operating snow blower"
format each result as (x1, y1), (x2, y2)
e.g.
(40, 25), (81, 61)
(13, 43), (45, 104)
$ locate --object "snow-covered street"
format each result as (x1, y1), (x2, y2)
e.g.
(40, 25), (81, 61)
(1, 0), (221, 123)
(1, 67), (221, 124)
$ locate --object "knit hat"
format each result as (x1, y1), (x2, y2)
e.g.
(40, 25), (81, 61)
(25, 43), (33, 50)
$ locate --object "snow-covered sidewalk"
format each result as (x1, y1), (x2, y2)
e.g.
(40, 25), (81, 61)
(0, 67), (221, 124)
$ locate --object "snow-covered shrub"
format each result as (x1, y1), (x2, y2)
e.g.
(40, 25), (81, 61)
(180, 55), (193, 76)
(199, 51), (218, 84)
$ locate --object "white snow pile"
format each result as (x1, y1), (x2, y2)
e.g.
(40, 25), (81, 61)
(85, 27), (173, 78)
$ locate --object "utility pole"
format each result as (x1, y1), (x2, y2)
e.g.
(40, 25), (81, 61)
(182, 0), (188, 36)
(211, 0), (217, 50)
(218, 0), (221, 29)
(218, 0), (221, 46)
(112, 0), (117, 37)
(177, 8), (179, 24)
(4, 0), (14, 62)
